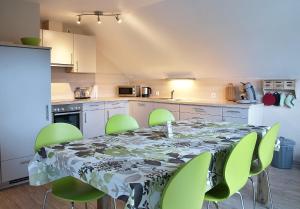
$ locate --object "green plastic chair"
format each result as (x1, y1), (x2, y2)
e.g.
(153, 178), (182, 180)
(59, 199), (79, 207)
(105, 114), (139, 135)
(148, 108), (175, 127)
(249, 123), (280, 209)
(35, 123), (106, 209)
(35, 123), (83, 152)
(161, 152), (212, 209)
(205, 132), (258, 209)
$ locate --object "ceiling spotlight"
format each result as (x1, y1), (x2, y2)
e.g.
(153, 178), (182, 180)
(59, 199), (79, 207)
(97, 15), (101, 24)
(77, 15), (81, 24)
(116, 15), (122, 24)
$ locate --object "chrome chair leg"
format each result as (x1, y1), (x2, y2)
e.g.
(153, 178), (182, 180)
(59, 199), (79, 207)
(264, 170), (274, 209)
(249, 177), (256, 209)
(236, 192), (245, 209)
(85, 202), (88, 209)
(71, 202), (75, 209)
(213, 202), (219, 209)
(42, 189), (52, 209)
(113, 198), (117, 209)
(206, 201), (211, 209)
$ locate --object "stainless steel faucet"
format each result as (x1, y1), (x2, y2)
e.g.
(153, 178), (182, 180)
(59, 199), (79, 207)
(171, 90), (175, 99)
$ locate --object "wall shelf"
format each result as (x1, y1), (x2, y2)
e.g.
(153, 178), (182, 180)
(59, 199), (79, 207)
(263, 79), (296, 98)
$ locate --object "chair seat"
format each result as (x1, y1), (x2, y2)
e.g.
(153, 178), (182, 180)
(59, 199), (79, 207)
(52, 176), (105, 202)
(204, 183), (230, 202)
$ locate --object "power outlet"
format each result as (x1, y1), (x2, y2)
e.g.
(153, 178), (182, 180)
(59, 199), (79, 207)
(155, 91), (160, 96)
(210, 92), (217, 99)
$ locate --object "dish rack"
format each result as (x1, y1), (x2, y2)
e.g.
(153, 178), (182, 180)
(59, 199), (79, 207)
(263, 80), (296, 98)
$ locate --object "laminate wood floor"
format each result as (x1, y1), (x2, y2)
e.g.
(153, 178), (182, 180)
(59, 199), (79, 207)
(0, 165), (299, 209)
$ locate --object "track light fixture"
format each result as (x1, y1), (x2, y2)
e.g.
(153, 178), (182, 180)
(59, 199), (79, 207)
(75, 11), (122, 25)
(97, 15), (101, 24)
(76, 15), (81, 24)
(116, 15), (122, 24)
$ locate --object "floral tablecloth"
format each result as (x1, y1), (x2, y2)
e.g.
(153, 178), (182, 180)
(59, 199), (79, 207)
(28, 120), (268, 209)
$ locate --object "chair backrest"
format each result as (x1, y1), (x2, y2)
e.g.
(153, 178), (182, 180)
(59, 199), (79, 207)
(35, 123), (83, 152)
(224, 132), (257, 196)
(148, 108), (175, 127)
(258, 123), (280, 170)
(105, 114), (139, 135)
(161, 152), (211, 209)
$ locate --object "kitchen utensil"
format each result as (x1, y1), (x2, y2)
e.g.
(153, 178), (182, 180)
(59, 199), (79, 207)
(142, 87), (152, 97)
(20, 37), (41, 46)
(74, 87), (91, 99)
(237, 82), (257, 104)
(225, 83), (236, 101)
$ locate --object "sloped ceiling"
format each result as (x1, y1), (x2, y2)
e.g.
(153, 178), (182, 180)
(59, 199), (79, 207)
(28, 0), (300, 79)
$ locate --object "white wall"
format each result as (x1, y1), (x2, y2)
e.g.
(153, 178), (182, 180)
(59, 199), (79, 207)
(0, 0), (40, 43)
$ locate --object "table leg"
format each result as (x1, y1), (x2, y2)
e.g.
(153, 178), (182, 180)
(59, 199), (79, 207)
(97, 195), (112, 209)
(256, 169), (269, 206)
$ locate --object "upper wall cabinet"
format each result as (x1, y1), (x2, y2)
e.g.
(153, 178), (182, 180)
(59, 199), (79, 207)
(73, 34), (96, 73)
(41, 30), (74, 66)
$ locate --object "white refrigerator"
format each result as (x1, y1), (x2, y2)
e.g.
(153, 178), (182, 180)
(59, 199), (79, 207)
(0, 44), (51, 188)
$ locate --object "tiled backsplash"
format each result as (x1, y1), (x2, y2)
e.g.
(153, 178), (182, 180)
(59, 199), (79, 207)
(130, 78), (263, 102)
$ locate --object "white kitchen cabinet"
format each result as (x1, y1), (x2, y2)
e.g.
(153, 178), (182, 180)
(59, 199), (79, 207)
(180, 112), (222, 122)
(179, 104), (223, 122)
(180, 105), (222, 116)
(105, 101), (129, 122)
(1, 156), (33, 183)
(152, 102), (180, 121)
(73, 34), (96, 73)
(82, 103), (105, 138)
(41, 30), (73, 66)
(130, 101), (154, 128)
(222, 116), (248, 124)
(222, 105), (263, 125)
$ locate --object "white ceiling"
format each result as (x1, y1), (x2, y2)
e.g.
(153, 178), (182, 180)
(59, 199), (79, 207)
(25, 0), (300, 80)
(25, 0), (165, 22)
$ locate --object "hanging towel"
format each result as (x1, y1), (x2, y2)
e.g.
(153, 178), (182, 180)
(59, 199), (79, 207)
(280, 92), (286, 107)
(273, 92), (280, 106)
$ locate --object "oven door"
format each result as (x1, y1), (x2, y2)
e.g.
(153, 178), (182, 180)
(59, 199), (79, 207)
(53, 111), (81, 130)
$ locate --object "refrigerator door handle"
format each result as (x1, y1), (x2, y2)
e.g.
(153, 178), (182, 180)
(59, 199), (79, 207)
(46, 105), (49, 121)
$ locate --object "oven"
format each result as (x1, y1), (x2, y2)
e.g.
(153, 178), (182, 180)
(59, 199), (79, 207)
(52, 104), (82, 130)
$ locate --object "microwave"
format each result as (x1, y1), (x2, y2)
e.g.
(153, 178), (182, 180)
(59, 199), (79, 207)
(118, 85), (140, 97)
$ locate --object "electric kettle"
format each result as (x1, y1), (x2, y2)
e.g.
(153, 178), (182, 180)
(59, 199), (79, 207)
(142, 87), (152, 97)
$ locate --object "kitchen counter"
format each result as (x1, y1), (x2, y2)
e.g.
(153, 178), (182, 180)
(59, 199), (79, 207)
(51, 97), (262, 108)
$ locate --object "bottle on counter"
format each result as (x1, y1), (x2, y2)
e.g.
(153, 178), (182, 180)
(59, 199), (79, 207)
(166, 121), (173, 138)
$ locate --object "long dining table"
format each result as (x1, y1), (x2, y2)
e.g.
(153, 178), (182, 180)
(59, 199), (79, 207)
(28, 120), (269, 209)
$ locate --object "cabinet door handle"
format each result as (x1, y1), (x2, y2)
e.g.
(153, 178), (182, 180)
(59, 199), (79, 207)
(194, 108), (205, 112)
(46, 105), (49, 121)
(84, 112), (87, 123)
(226, 110), (241, 114)
(20, 160), (30, 165)
(107, 110), (110, 119)
(89, 104), (101, 107)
